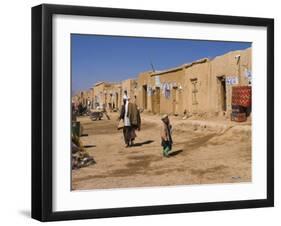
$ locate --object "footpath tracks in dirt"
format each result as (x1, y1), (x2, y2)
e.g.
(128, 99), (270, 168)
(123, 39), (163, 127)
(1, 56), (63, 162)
(72, 112), (252, 190)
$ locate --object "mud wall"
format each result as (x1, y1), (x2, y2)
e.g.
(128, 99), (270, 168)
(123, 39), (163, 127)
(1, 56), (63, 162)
(77, 47), (252, 116)
(121, 79), (138, 104)
(154, 69), (185, 115)
(210, 48), (252, 114)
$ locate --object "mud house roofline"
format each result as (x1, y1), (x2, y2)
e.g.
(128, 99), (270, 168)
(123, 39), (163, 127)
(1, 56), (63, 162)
(94, 81), (120, 87)
(122, 79), (134, 82)
(209, 47), (252, 62)
(122, 77), (137, 82)
(137, 71), (154, 76)
(151, 58), (209, 77)
(94, 81), (105, 86)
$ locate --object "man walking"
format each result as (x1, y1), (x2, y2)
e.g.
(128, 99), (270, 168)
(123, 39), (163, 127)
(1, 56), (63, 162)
(127, 96), (141, 146)
(119, 96), (141, 147)
(119, 96), (132, 147)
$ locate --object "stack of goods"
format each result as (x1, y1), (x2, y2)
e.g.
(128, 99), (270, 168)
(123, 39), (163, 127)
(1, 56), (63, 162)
(232, 86), (251, 107)
(72, 135), (95, 170)
(72, 121), (82, 137)
(231, 86), (251, 122)
(231, 105), (247, 122)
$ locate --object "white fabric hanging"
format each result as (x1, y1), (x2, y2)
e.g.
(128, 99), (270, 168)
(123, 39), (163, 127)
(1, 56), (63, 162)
(124, 100), (131, 126)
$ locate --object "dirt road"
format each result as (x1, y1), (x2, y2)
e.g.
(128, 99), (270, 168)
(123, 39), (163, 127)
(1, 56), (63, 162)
(72, 113), (251, 190)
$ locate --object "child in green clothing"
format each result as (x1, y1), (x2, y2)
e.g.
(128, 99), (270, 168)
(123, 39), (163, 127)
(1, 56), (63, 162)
(160, 114), (173, 157)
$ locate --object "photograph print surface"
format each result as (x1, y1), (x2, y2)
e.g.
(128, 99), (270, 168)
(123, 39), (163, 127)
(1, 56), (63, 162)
(71, 34), (252, 190)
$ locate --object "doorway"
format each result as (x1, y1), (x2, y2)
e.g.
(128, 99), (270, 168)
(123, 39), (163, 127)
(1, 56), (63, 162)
(217, 76), (226, 111)
(190, 78), (198, 114)
(115, 92), (119, 109)
(152, 87), (160, 114)
(172, 87), (179, 115)
(143, 85), (147, 109)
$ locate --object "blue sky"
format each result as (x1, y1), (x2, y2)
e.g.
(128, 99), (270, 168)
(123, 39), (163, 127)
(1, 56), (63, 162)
(71, 34), (251, 93)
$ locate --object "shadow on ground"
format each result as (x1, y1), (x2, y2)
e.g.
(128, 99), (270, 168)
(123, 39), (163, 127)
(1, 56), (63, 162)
(132, 140), (154, 147)
(168, 149), (183, 157)
(83, 144), (96, 148)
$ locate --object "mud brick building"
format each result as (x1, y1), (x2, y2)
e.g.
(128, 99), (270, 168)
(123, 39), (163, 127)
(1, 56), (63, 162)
(209, 47), (252, 115)
(121, 78), (138, 104)
(72, 91), (87, 106)
(74, 47), (252, 117)
(136, 47), (252, 116)
(135, 71), (154, 112)
(92, 82), (122, 110)
(151, 58), (207, 115)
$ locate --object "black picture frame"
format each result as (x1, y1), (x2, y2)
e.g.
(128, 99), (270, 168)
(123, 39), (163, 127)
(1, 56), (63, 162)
(31, 4), (274, 222)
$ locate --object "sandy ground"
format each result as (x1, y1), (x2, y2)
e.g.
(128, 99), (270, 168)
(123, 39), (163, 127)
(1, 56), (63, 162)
(72, 112), (251, 190)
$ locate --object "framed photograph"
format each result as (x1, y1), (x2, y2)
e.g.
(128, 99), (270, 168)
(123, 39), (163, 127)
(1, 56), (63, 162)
(32, 4), (274, 221)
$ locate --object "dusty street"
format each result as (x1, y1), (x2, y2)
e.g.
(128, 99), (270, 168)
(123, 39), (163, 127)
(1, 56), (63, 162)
(72, 113), (251, 190)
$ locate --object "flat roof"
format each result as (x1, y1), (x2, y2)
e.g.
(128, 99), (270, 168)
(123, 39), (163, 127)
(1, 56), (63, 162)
(151, 58), (209, 77)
